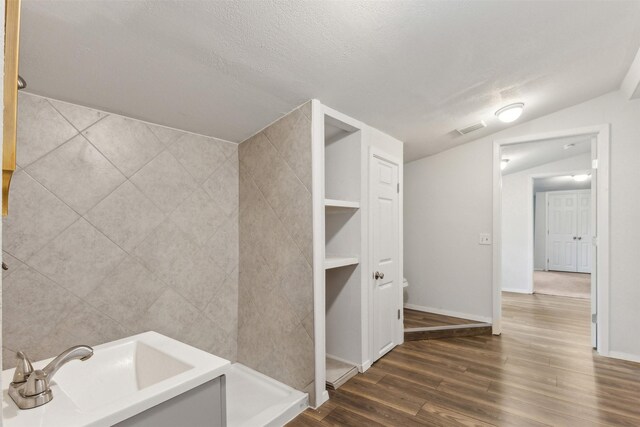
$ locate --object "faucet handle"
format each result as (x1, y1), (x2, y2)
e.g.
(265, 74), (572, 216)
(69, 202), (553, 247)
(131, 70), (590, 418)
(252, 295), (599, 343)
(23, 370), (48, 397)
(12, 351), (34, 384)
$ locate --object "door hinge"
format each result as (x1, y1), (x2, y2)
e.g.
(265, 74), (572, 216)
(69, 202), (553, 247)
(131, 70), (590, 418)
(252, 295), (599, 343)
(397, 183), (400, 193)
(397, 309), (401, 320)
(592, 313), (597, 323)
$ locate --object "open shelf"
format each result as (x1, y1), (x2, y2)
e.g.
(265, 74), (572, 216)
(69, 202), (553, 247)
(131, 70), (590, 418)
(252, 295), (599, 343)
(325, 198), (360, 213)
(324, 256), (359, 270)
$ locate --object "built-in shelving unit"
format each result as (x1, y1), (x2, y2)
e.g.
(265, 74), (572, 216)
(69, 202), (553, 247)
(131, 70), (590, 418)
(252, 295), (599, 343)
(324, 256), (359, 270)
(322, 110), (363, 398)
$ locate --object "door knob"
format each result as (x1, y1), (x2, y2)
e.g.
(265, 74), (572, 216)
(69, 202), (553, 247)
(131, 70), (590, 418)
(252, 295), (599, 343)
(573, 236), (577, 240)
(578, 237), (582, 240)
(374, 271), (384, 280)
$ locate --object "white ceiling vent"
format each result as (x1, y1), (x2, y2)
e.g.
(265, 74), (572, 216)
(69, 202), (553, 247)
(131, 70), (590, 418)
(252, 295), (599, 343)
(456, 121), (487, 135)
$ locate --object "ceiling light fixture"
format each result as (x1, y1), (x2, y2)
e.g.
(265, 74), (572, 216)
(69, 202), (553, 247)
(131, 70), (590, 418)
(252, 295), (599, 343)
(572, 174), (590, 182)
(495, 103), (525, 123)
(500, 159), (510, 170)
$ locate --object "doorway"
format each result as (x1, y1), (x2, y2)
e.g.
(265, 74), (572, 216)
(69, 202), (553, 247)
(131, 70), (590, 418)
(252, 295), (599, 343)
(493, 125), (610, 353)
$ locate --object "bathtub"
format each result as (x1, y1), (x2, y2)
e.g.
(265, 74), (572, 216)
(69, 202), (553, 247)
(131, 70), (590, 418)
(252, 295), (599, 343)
(226, 363), (308, 427)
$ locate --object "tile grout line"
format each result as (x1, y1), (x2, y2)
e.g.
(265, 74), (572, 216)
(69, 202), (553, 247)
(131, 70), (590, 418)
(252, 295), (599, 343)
(45, 97), (108, 134)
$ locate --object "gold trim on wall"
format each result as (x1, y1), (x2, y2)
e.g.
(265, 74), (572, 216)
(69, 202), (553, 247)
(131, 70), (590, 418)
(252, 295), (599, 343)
(3, 0), (22, 216)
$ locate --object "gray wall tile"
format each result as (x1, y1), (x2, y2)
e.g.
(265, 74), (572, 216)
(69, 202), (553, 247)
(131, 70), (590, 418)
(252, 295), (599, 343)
(2, 170), (79, 260)
(85, 181), (165, 252)
(166, 133), (228, 183)
(130, 151), (197, 214)
(82, 115), (164, 177)
(3, 265), (82, 361)
(16, 93), (77, 167)
(27, 218), (127, 298)
(48, 99), (105, 131)
(263, 104), (312, 191)
(205, 215), (238, 276)
(2, 251), (23, 280)
(170, 188), (226, 247)
(137, 288), (200, 339)
(202, 157), (239, 218)
(84, 257), (166, 326)
(237, 104), (315, 398)
(37, 304), (131, 358)
(3, 93), (240, 363)
(27, 135), (126, 214)
(146, 123), (187, 147)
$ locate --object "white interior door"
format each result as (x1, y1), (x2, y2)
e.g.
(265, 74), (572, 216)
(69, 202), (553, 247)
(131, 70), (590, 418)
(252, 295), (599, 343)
(576, 193), (591, 273)
(371, 154), (399, 362)
(547, 193), (578, 272)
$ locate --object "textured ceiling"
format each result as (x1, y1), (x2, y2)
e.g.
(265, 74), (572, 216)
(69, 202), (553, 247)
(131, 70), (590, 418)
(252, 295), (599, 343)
(19, 1), (640, 162)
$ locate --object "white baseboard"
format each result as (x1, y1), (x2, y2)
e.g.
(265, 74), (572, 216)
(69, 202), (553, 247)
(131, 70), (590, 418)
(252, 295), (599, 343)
(606, 351), (640, 364)
(403, 303), (492, 323)
(502, 288), (534, 294)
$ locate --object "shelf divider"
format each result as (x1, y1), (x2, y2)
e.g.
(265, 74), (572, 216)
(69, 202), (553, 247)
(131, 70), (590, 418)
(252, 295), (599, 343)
(324, 256), (359, 270)
(325, 198), (360, 214)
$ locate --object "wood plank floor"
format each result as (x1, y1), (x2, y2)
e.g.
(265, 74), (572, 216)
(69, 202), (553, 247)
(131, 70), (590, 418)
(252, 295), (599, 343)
(404, 309), (478, 329)
(289, 293), (640, 426)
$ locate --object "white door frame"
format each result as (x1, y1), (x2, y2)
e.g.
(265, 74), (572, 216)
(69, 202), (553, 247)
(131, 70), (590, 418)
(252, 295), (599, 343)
(368, 147), (404, 366)
(526, 173), (590, 292)
(310, 99), (328, 408)
(492, 124), (610, 356)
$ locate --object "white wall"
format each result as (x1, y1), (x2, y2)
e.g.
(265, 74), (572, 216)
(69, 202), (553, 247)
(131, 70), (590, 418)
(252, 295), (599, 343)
(404, 90), (640, 360)
(534, 192), (547, 271)
(502, 153), (591, 293)
(404, 138), (493, 322)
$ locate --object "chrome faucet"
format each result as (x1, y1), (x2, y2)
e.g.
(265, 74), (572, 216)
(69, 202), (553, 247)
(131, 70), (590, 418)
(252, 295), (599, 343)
(8, 345), (93, 409)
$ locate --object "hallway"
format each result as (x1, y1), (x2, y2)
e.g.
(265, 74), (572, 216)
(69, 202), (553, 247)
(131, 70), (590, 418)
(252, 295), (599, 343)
(534, 271), (591, 299)
(289, 292), (640, 426)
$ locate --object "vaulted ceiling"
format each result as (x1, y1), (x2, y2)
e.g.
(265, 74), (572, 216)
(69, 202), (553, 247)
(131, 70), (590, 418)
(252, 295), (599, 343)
(19, 1), (640, 162)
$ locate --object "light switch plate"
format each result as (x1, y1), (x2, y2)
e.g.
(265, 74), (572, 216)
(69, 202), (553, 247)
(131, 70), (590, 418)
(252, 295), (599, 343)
(479, 233), (492, 245)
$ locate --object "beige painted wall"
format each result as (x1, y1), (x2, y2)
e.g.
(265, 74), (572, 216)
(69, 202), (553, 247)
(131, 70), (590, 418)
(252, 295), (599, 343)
(237, 102), (315, 400)
(2, 92), (239, 365)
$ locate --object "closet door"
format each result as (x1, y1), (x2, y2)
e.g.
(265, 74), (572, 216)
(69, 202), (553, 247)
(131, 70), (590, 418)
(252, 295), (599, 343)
(576, 193), (592, 273)
(547, 193), (578, 272)
(371, 154), (400, 361)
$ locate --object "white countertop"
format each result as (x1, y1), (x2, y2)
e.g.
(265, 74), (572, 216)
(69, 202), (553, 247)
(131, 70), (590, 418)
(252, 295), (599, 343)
(2, 332), (230, 427)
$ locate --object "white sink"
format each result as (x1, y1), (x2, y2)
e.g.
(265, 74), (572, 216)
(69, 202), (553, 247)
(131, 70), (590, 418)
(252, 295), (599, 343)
(2, 332), (230, 427)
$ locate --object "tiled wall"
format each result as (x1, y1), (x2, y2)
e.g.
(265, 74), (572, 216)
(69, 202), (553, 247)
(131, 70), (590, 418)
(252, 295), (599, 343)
(2, 92), (239, 365)
(237, 103), (315, 400)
